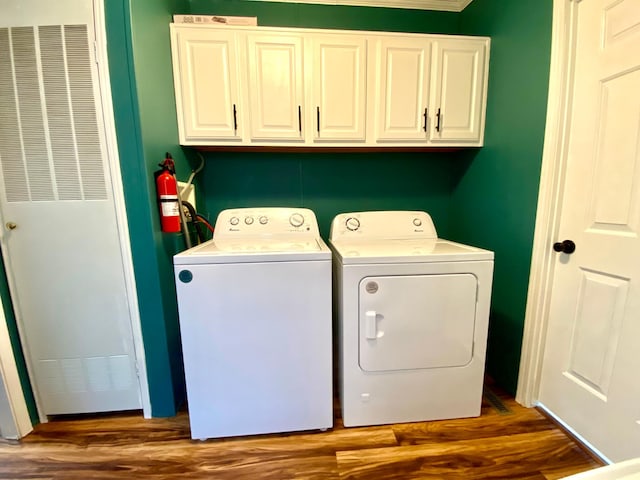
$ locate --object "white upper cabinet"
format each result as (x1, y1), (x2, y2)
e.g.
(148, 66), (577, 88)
(430, 38), (488, 143)
(311, 35), (367, 142)
(246, 33), (305, 142)
(374, 37), (431, 142)
(170, 24), (490, 148)
(170, 26), (242, 144)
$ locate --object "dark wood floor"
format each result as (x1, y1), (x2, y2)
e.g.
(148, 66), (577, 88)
(0, 385), (603, 479)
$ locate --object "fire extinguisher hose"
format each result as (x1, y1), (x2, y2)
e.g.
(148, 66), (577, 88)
(174, 172), (192, 249)
(181, 201), (206, 244)
(196, 214), (215, 234)
(177, 151), (206, 249)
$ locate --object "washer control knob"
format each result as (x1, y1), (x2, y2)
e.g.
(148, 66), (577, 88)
(346, 217), (360, 231)
(245, 216), (254, 225)
(259, 216), (268, 225)
(230, 216), (239, 226)
(289, 213), (305, 227)
(413, 218), (422, 227)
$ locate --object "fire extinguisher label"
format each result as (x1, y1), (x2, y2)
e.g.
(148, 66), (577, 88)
(160, 195), (179, 216)
(161, 202), (179, 216)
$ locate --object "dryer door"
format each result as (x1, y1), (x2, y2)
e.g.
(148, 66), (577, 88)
(359, 274), (477, 372)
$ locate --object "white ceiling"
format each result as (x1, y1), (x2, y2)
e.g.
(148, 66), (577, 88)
(246, 0), (474, 12)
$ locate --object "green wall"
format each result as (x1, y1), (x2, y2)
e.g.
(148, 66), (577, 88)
(101, 0), (553, 414)
(0, 0), (552, 420)
(188, 0), (459, 33)
(453, 1), (553, 393)
(201, 152), (455, 238)
(106, 0), (191, 416)
(109, 0), (462, 415)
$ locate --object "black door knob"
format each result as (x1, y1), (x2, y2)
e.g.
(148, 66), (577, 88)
(553, 239), (576, 254)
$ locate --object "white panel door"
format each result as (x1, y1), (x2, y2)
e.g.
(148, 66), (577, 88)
(375, 37), (431, 142)
(0, 16), (141, 413)
(312, 35), (367, 142)
(358, 274), (477, 372)
(171, 27), (242, 143)
(538, 0), (640, 462)
(430, 38), (486, 143)
(246, 33), (305, 141)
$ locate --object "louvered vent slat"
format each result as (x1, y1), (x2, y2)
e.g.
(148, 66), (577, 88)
(64, 25), (107, 201)
(39, 25), (82, 201)
(0, 24), (108, 204)
(0, 28), (30, 202)
(12, 27), (54, 202)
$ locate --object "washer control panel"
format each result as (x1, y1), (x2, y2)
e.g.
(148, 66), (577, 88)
(330, 211), (438, 240)
(215, 208), (320, 239)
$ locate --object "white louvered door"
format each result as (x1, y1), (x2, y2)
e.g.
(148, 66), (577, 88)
(0, 17), (141, 414)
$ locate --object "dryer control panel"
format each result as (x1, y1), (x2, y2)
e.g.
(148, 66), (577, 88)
(330, 211), (437, 241)
(215, 208), (321, 238)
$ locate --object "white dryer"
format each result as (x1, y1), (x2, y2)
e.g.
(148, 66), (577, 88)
(174, 207), (333, 439)
(330, 211), (494, 427)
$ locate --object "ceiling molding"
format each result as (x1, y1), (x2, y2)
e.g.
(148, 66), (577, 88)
(245, 0), (474, 13)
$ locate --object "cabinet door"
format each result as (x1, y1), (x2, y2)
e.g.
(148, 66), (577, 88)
(246, 34), (305, 141)
(171, 27), (241, 143)
(375, 37), (431, 142)
(430, 38), (487, 143)
(312, 35), (367, 142)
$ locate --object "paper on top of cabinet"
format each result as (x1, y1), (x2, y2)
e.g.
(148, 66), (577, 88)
(172, 15), (258, 26)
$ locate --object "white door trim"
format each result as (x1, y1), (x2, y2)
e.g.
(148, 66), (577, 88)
(93, 0), (151, 418)
(0, 296), (33, 439)
(516, 0), (578, 407)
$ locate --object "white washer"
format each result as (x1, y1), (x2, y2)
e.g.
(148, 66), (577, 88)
(330, 211), (494, 427)
(174, 207), (333, 439)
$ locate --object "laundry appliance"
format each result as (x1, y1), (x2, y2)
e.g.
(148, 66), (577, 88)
(329, 211), (494, 427)
(174, 207), (333, 439)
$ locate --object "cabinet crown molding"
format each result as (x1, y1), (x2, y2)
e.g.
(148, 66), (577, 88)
(244, 0), (473, 12)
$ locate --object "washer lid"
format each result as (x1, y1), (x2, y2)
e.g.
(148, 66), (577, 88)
(174, 237), (331, 264)
(330, 239), (494, 264)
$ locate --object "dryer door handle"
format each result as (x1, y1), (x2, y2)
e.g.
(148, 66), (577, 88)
(365, 311), (378, 339)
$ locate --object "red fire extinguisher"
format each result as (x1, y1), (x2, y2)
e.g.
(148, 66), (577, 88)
(155, 153), (181, 233)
